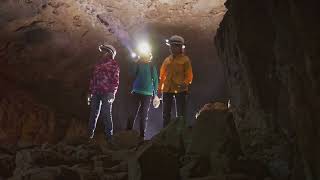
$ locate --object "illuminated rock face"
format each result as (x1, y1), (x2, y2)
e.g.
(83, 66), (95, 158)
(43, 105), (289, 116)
(0, 0), (226, 142)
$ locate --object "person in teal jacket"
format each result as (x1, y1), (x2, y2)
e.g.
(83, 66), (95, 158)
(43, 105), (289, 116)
(127, 54), (160, 139)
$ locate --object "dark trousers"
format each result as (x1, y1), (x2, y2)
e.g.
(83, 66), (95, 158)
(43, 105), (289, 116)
(162, 91), (187, 128)
(127, 92), (152, 138)
(88, 93), (113, 140)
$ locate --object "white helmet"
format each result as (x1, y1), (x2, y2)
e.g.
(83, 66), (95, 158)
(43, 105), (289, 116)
(166, 35), (185, 48)
(98, 44), (117, 59)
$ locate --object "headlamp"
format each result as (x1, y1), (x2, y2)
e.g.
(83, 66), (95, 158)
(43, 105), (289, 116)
(165, 39), (170, 46)
(130, 42), (152, 62)
(137, 42), (151, 55)
(165, 39), (186, 49)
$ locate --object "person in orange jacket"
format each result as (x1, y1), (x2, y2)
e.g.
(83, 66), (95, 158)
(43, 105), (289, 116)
(158, 35), (193, 127)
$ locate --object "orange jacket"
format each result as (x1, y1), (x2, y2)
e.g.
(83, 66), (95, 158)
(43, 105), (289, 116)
(159, 54), (193, 93)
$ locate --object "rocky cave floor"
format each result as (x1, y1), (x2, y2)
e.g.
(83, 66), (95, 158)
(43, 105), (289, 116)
(0, 105), (292, 180)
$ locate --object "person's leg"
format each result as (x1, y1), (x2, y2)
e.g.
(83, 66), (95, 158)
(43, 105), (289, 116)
(175, 91), (187, 118)
(138, 94), (152, 138)
(100, 94), (113, 141)
(162, 92), (173, 128)
(127, 92), (141, 130)
(174, 92), (187, 132)
(88, 94), (101, 138)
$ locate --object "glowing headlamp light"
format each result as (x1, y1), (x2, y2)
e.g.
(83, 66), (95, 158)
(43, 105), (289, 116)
(137, 42), (151, 55)
(165, 39), (170, 46)
(131, 42), (152, 62)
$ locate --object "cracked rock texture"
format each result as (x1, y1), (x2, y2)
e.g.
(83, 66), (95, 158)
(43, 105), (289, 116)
(215, 0), (320, 179)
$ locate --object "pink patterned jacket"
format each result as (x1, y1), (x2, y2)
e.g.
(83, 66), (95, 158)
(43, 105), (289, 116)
(89, 58), (120, 95)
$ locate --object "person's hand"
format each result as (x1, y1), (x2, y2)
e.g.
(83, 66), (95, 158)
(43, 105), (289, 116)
(138, 53), (152, 64)
(177, 82), (188, 90)
(107, 93), (115, 103)
(153, 95), (161, 108)
(87, 94), (93, 106)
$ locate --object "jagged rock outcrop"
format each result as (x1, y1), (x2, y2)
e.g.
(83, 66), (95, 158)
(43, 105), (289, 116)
(215, 0), (320, 179)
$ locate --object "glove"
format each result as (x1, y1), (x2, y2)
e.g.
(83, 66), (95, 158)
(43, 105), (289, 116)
(107, 93), (115, 103)
(87, 94), (93, 106)
(153, 95), (161, 108)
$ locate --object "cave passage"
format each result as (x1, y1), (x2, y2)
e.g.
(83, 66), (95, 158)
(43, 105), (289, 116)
(1, 0), (320, 179)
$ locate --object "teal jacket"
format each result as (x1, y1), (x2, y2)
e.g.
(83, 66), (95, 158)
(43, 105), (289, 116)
(131, 63), (158, 96)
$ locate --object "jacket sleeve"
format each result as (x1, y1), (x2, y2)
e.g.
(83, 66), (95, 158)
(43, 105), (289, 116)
(152, 65), (159, 96)
(109, 62), (120, 94)
(158, 59), (167, 93)
(184, 57), (193, 85)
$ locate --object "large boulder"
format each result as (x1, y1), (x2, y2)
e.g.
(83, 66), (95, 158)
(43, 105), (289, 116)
(188, 103), (242, 175)
(112, 130), (141, 149)
(152, 117), (192, 155)
(128, 142), (180, 180)
(185, 103), (270, 179)
(180, 155), (210, 179)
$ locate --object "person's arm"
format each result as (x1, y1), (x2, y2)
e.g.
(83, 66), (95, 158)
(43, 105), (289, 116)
(152, 65), (159, 96)
(158, 59), (167, 94)
(87, 65), (96, 105)
(184, 57), (193, 86)
(152, 64), (161, 108)
(108, 62), (120, 95)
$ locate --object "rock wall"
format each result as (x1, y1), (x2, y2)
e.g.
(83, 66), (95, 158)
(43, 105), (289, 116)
(0, 77), (89, 145)
(215, 0), (320, 179)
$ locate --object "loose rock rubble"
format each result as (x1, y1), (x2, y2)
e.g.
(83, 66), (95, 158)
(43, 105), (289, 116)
(1, 103), (276, 180)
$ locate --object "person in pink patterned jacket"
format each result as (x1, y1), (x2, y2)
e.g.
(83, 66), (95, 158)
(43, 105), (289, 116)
(87, 43), (120, 142)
